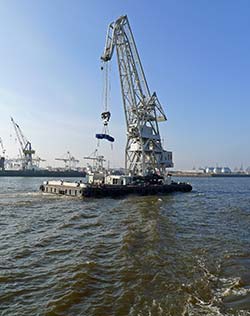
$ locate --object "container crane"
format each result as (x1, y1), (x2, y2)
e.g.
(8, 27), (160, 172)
(55, 151), (80, 170)
(0, 137), (6, 157)
(0, 137), (6, 171)
(84, 149), (106, 173)
(101, 15), (173, 176)
(11, 117), (36, 170)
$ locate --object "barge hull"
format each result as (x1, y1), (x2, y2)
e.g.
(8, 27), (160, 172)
(41, 181), (192, 198)
(82, 183), (192, 198)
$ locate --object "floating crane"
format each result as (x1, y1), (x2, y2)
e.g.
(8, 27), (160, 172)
(11, 117), (36, 170)
(101, 15), (173, 176)
(55, 151), (79, 170)
(40, 16), (192, 197)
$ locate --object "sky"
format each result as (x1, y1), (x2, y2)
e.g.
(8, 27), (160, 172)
(0, 0), (249, 170)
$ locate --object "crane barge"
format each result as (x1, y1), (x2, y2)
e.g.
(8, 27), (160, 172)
(40, 15), (192, 197)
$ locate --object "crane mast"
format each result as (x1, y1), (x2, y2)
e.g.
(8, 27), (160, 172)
(11, 117), (35, 170)
(101, 15), (173, 176)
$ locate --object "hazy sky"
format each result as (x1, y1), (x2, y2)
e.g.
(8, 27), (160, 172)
(0, 0), (249, 170)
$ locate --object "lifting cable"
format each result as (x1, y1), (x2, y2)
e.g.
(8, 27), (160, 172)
(96, 61), (115, 146)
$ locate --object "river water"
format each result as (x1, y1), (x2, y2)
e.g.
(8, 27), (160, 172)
(0, 177), (250, 316)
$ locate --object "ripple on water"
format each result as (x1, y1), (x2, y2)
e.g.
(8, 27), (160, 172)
(219, 253), (250, 312)
(1, 177), (250, 316)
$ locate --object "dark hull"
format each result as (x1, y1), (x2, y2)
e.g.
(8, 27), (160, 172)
(0, 170), (86, 177)
(82, 182), (192, 198)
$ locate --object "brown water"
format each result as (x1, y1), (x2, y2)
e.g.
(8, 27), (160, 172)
(1, 177), (250, 316)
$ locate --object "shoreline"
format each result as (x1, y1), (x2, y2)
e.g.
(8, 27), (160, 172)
(171, 172), (250, 177)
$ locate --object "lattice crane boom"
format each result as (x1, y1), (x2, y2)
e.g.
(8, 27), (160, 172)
(11, 117), (25, 151)
(101, 15), (173, 176)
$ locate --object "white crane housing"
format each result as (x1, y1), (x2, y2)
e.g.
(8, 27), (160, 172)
(101, 15), (173, 176)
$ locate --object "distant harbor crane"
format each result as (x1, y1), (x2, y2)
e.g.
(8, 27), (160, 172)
(55, 151), (80, 170)
(0, 137), (6, 157)
(0, 137), (6, 171)
(11, 117), (37, 170)
(84, 149), (106, 173)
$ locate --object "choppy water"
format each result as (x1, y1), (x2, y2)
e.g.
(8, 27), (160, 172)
(1, 177), (250, 316)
